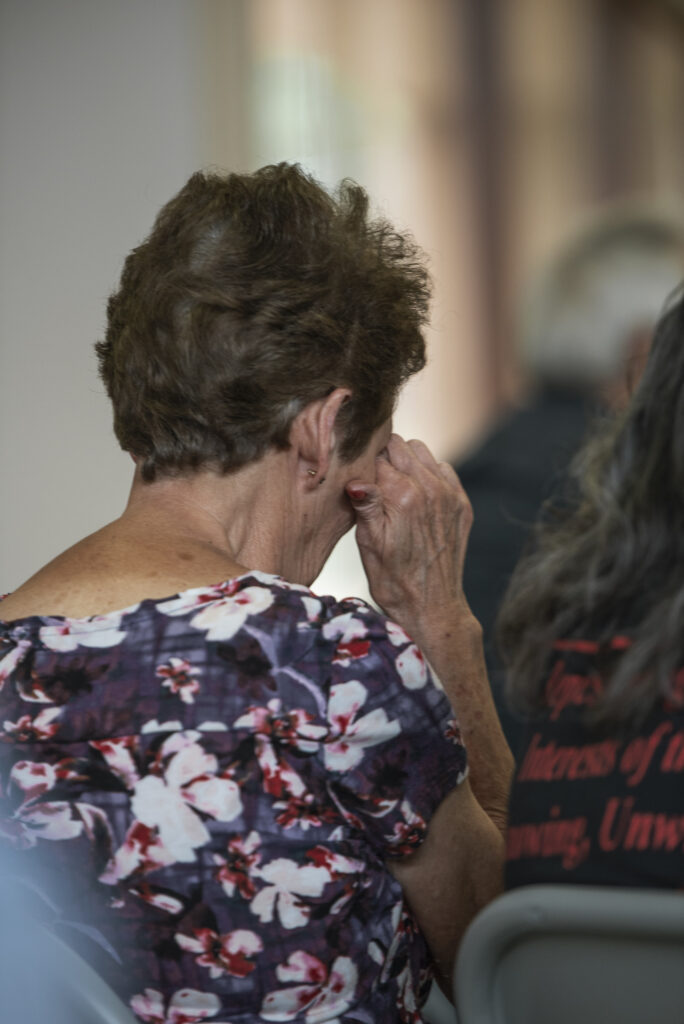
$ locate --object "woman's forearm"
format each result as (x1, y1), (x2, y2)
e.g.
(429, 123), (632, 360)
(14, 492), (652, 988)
(401, 606), (513, 836)
(345, 435), (514, 832)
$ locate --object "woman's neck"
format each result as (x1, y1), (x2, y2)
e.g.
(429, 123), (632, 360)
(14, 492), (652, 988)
(121, 459), (291, 578)
(1, 452), (343, 621)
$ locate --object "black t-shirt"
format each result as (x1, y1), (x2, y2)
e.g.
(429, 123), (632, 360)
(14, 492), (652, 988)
(455, 388), (592, 758)
(505, 636), (684, 890)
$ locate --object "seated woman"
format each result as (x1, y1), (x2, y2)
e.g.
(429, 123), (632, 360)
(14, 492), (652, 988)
(0, 164), (511, 1023)
(499, 286), (684, 891)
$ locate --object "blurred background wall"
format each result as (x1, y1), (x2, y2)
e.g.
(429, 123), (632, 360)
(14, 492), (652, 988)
(2, 0), (684, 600)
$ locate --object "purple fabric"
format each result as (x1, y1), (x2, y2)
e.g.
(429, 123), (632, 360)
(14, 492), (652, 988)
(0, 570), (466, 1023)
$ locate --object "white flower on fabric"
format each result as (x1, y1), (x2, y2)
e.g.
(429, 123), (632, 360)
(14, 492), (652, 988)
(261, 735), (309, 799)
(444, 718), (465, 747)
(234, 700), (326, 754)
(324, 681), (401, 772)
(130, 987), (223, 1024)
(261, 951), (358, 1022)
(16, 680), (51, 703)
(10, 760), (57, 802)
(130, 742), (242, 863)
(156, 657), (202, 704)
(189, 586), (275, 641)
(234, 700), (326, 800)
(39, 615), (127, 652)
(384, 800), (428, 856)
(156, 589), (227, 617)
(75, 801), (114, 844)
(250, 858), (329, 929)
(129, 887), (185, 915)
(367, 940), (384, 966)
(38, 624), (80, 653)
(13, 801), (83, 845)
(305, 845), (364, 877)
(395, 644), (428, 690)
(91, 737), (140, 789)
(370, 900), (405, 985)
(299, 596), (323, 624)
(213, 830), (261, 900)
(395, 964), (419, 1020)
(130, 989), (166, 1023)
(2, 706), (61, 741)
(4, 762), (110, 848)
(0, 639), (31, 691)
(261, 574), (308, 594)
(141, 719), (183, 735)
(163, 735), (243, 826)
(78, 614), (129, 648)
(99, 822), (176, 884)
(158, 729), (204, 759)
(321, 612), (368, 645)
(176, 928), (263, 979)
(386, 620), (411, 648)
(272, 793), (332, 832)
(101, 733), (243, 879)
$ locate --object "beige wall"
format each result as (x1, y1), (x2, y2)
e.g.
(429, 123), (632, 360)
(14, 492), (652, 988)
(0, 1), (215, 591)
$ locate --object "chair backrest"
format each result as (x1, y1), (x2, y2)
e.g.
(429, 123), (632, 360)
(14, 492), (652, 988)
(0, 873), (138, 1024)
(454, 884), (684, 1024)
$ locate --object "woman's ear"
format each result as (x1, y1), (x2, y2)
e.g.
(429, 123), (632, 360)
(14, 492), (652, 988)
(290, 388), (352, 483)
(320, 387), (352, 456)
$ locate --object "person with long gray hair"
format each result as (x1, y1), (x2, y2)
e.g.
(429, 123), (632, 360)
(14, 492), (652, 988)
(455, 205), (684, 757)
(500, 284), (684, 889)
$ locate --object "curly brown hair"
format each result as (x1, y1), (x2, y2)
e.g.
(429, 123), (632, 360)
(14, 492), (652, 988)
(96, 164), (430, 482)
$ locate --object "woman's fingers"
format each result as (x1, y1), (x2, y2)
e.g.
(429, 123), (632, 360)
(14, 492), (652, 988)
(405, 437), (443, 476)
(352, 432), (469, 528)
(384, 434), (417, 474)
(387, 434), (462, 496)
(349, 433), (476, 621)
(437, 460), (463, 489)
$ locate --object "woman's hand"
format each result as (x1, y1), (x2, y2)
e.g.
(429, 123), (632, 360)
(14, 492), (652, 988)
(346, 433), (475, 633)
(347, 433), (513, 836)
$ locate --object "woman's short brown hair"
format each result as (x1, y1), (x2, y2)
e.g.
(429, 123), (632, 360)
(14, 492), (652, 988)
(96, 163), (430, 482)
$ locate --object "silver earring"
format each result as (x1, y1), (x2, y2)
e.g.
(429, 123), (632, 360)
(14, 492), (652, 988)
(307, 469), (316, 477)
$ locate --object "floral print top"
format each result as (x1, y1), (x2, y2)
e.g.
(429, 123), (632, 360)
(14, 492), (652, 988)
(0, 571), (467, 1023)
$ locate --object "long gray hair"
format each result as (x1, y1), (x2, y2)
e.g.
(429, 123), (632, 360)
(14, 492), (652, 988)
(498, 286), (684, 728)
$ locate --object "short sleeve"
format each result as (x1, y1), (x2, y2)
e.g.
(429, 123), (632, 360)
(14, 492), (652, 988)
(317, 599), (468, 859)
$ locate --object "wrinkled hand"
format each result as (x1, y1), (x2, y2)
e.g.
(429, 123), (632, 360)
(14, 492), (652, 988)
(346, 434), (474, 631)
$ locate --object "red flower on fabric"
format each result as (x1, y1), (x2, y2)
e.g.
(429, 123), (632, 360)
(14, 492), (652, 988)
(130, 987), (222, 1024)
(2, 707), (61, 742)
(273, 794), (338, 831)
(332, 638), (371, 664)
(156, 658), (202, 705)
(175, 927), (263, 979)
(213, 830), (261, 900)
(234, 700), (326, 799)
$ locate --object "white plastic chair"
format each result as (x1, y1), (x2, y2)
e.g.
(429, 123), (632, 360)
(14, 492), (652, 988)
(0, 869), (138, 1024)
(454, 884), (684, 1024)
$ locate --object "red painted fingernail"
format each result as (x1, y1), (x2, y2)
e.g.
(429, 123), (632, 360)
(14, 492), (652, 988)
(347, 487), (367, 501)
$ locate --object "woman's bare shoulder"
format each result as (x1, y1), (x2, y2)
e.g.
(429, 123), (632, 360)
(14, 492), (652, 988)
(1, 525), (246, 621)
